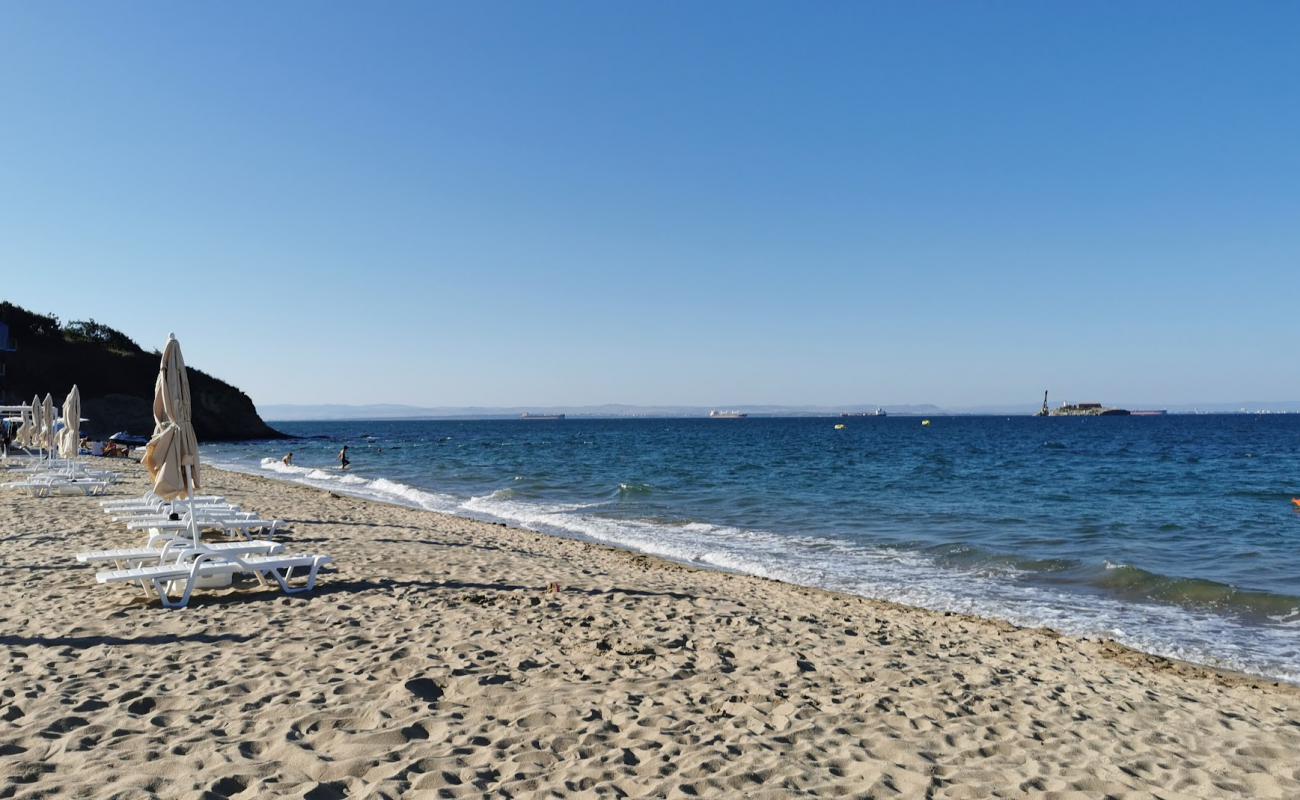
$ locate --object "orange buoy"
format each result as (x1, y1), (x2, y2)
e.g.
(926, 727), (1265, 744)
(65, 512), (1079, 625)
(1293, 498), (1300, 509)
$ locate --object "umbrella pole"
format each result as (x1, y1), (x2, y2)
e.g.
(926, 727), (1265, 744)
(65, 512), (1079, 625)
(185, 465), (199, 547)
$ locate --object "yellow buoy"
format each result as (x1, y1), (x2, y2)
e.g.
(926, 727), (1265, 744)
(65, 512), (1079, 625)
(834, 423), (846, 430)
(921, 419), (931, 427)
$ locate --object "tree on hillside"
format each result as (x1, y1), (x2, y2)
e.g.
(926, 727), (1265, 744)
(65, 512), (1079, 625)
(0, 302), (60, 341)
(62, 319), (143, 353)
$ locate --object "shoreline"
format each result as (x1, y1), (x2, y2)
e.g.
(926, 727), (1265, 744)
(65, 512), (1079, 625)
(2, 460), (1297, 797)
(208, 453), (1300, 687)
(245, 462), (1296, 693)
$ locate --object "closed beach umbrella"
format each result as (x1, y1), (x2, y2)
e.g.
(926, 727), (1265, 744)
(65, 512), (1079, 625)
(60, 385), (81, 458)
(15, 402), (32, 448)
(142, 335), (201, 502)
(25, 402), (37, 449)
(42, 393), (55, 454)
(28, 396), (41, 449)
(29, 395), (43, 453)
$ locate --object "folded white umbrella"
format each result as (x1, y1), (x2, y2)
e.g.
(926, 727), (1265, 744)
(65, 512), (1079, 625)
(143, 335), (201, 502)
(143, 335), (203, 546)
(42, 393), (55, 455)
(14, 403), (31, 448)
(29, 395), (43, 454)
(60, 385), (81, 459)
(22, 405), (35, 448)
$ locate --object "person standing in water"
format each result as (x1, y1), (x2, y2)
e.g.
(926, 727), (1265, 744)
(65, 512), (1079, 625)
(282, 452), (294, 466)
(338, 445), (350, 470)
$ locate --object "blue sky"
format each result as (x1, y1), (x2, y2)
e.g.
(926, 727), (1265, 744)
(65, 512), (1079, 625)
(3, 2), (1297, 408)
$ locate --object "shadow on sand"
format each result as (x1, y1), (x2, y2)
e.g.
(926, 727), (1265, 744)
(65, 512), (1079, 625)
(0, 632), (254, 648)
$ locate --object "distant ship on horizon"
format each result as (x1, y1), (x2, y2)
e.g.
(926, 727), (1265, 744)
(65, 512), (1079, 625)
(708, 410), (748, 419)
(841, 408), (886, 418)
(520, 412), (565, 420)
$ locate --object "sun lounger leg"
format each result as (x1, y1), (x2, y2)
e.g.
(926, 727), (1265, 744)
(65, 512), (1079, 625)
(259, 557), (325, 595)
(113, 559), (157, 597)
(156, 558), (209, 609)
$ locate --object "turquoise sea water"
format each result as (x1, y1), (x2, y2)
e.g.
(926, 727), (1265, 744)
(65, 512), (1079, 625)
(204, 415), (1300, 681)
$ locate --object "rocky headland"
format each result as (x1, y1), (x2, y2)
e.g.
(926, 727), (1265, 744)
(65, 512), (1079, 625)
(0, 301), (282, 441)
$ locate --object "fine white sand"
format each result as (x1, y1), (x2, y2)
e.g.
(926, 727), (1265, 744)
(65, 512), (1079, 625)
(2, 461), (1298, 798)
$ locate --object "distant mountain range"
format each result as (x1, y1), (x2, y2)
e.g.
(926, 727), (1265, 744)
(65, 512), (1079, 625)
(257, 403), (945, 420)
(257, 401), (1300, 421)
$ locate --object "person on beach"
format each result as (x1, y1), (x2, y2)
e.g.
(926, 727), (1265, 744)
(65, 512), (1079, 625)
(282, 452), (294, 466)
(338, 445), (350, 470)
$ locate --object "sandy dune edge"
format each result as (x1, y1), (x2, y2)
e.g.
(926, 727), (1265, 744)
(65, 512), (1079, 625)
(1, 461), (1297, 799)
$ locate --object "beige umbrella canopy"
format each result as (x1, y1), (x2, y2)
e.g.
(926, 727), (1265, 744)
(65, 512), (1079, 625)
(142, 335), (201, 500)
(27, 400), (39, 449)
(28, 395), (43, 452)
(60, 385), (81, 459)
(15, 401), (33, 448)
(42, 393), (55, 454)
(26, 395), (39, 450)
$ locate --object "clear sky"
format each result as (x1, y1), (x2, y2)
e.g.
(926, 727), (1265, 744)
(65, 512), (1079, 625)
(3, 2), (1298, 408)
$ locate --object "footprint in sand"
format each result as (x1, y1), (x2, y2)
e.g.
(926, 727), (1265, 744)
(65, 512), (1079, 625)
(404, 677), (444, 706)
(126, 696), (156, 716)
(208, 776), (249, 798)
(39, 716), (89, 739)
(400, 722), (429, 741)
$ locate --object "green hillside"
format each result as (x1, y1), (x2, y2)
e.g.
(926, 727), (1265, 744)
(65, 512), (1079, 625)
(0, 302), (282, 441)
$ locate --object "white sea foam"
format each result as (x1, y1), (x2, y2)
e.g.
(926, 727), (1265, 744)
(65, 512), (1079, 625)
(245, 456), (461, 512)
(368, 478), (461, 513)
(210, 450), (1300, 684)
(258, 458), (313, 476)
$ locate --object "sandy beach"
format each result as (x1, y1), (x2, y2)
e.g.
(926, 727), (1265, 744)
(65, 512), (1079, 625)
(1, 460), (1297, 799)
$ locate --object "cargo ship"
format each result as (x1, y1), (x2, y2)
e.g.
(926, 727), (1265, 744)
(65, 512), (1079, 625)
(708, 410), (748, 419)
(841, 408), (886, 418)
(520, 413), (565, 420)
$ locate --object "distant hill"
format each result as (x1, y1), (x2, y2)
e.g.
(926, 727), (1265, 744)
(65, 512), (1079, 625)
(257, 402), (947, 420)
(258, 400), (1300, 421)
(0, 302), (282, 441)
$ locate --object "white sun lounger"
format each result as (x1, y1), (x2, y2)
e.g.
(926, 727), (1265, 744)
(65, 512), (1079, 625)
(100, 493), (226, 509)
(96, 553), (333, 609)
(109, 506), (254, 524)
(76, 539), (285, 569)
(2, 479), (111, 497)
(125, 516), (281, 539)
(41, 468), (119, 482)
(18, 467), (121, 485)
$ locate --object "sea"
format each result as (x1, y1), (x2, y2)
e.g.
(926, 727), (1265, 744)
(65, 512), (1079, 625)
(203, 415), (1300, 683)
